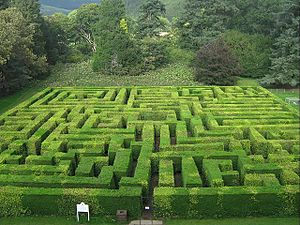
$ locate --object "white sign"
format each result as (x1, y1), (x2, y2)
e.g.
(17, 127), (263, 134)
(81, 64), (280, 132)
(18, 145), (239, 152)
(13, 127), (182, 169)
(76, 202), (90, 222)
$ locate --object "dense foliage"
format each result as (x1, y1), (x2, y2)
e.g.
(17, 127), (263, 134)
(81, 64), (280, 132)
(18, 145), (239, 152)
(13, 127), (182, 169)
(137, 0), (166, 38)
(92, 0), (143, 75)
(177, 0), (299, 87)
(177, 0), (237, 49)
(262, 0), (300, 87)
(43, 13), (70, 64)
(0, 7), (48, 96)
(0, 0), (299, 96)
(223, 30), (272, 79)
(68, 3), (101, 54)
(194, 38), (242, 85)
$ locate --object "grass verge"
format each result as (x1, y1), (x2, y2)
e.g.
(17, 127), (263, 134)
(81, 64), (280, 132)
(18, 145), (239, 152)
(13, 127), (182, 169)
(0, 216), (298, 225)
(0, 85), (42, 114)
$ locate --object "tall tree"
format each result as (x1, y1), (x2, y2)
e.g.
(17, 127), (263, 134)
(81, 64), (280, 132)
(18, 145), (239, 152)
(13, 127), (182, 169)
(69, 3), (101, 53)
(93, 0), (142, 75)
(137, 0), (166, 37)
(43, 13), (70, 64)
(262, 0), (300, 87)
(177, 0), (237, 49)
(228, 0), (284, 36)
(10, 0), (46, 59)
(0, 8), (47, 96)
(0, 0), (9, 9)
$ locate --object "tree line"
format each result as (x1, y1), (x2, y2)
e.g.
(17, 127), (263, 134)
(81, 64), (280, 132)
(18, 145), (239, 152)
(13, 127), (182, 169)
(179, 0), (299, 87)
(0, 0), (299, 96)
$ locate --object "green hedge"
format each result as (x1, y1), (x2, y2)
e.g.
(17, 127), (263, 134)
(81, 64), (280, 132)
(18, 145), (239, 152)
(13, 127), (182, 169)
(154, 185), (300, 218)
(0, 186), (142, 217)
(182, 157), (202, 187)
(158, 160), (174, 187)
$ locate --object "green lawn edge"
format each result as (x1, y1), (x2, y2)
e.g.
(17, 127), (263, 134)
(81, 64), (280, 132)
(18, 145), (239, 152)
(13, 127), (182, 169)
(0, 216), (298, 225)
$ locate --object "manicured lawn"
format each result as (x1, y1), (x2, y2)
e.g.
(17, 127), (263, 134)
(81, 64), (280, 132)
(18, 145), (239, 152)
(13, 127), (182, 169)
(0, 85), (42, 114)
(269, 89), (299, 101)
(0, 216), (125, 225)
(269, 89), (299, 109)
(166, 217), (300, 225)
(0, 216), (298, 225)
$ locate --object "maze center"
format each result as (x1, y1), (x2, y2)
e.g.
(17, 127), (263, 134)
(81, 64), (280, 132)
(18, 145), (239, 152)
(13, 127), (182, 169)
(0, 86), (299, 218)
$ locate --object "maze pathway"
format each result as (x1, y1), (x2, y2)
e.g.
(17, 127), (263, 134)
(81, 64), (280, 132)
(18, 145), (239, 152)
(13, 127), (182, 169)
(0, 86), (299, 218)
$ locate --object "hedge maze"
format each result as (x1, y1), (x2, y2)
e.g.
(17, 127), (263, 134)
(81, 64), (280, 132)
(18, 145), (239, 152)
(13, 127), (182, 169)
(0, 86), (299, 218)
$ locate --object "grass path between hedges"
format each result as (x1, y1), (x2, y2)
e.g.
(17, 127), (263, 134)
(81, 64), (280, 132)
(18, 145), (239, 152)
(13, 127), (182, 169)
(0, 216), (299, 225)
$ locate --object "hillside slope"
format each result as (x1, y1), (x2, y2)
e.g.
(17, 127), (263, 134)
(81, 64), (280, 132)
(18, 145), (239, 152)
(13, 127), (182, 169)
(40, 0), (183, 18)
(41, 4), (71, 15)
(40, 0), (99, 10)
(126, 0), (184, 18)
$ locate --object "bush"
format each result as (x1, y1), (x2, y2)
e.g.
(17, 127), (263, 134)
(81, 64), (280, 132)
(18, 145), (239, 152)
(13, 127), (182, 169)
(167, 47), (194, 65)
(0, 187), (27, 217)
(92, 31), (143, 76)
(141, 37), (168, 71)
(194, 38), (242, 85)
(223, 30), (272, 79)
(65, 49), (87, 64)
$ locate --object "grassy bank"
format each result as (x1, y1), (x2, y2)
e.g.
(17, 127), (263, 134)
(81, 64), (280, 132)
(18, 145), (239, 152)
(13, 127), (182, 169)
(0, 62), (298, 115)
(0, 85), (42, 114)
(0, 216), (299, 225)
(0, 61), (197, 114)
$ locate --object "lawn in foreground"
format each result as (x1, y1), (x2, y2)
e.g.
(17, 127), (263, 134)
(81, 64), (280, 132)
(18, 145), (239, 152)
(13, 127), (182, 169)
(0, 216), (298, 225)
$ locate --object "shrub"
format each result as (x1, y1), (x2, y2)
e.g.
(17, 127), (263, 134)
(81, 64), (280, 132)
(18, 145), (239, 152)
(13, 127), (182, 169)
(223, 30), (272, 79)
(194, 38), (242, 85)
(167, 47), (194, 65)
(141, 37), (168, 71)
(0, 187), (27, 217)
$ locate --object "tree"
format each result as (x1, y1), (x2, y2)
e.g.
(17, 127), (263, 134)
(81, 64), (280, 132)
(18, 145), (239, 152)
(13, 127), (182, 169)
(261, 0), (300, 87)
(11, 0), (46, 55)
(93, 0), (142, 75)
(0, 8), (47, 96)
(69, 3), (101, 53)
(43, 13), (70, 64)
(223, 30), (272, 79)
(137, 0), (166, 37)
(194, 38), (242, 85)
(177, 0), (238, 49)
(0, 0), (9, 9)
(228, 0), (284, 36)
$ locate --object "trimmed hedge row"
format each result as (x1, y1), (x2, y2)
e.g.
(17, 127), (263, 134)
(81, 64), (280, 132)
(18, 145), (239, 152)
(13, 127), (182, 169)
(0, 186), (142, 217)
(154, 186), (300, 218)
(0, 86), (298, 219)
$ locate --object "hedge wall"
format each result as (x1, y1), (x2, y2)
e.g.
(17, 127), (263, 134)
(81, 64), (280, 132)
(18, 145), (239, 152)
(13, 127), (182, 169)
(0, 186), (142, 217)
(154, 185), (299, 218)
